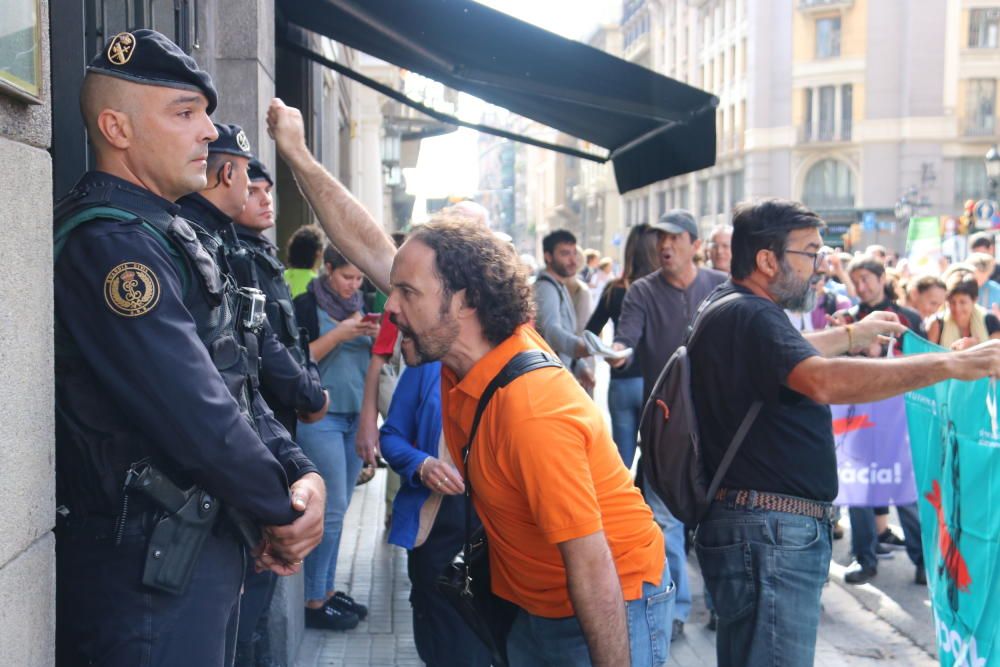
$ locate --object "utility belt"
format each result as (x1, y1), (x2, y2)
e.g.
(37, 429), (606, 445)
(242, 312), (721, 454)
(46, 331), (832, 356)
(713, 488), (835, 522)
(59, 461), (261, 596)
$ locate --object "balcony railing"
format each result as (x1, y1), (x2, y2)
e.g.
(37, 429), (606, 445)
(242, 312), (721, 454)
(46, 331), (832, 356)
(962, 117), (998, 137)
(797, 123), (852, 144)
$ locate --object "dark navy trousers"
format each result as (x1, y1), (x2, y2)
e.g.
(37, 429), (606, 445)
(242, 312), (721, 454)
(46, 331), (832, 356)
(56, 516), (244, 667)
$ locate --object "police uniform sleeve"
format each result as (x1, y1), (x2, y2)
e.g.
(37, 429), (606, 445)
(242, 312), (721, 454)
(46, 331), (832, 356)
(55, 222), (300, 526)
(258, 320), (327, 413)
(249, 391), (319, 482)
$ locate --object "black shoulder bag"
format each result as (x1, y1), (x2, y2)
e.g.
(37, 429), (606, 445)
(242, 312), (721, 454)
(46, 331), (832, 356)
(436, 350), (562, 667)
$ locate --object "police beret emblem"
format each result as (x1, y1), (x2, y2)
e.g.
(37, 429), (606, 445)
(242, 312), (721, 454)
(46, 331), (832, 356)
(107, 32), (137, 66)
(236, 130), (251, 153)
(104, 262), (160, 317)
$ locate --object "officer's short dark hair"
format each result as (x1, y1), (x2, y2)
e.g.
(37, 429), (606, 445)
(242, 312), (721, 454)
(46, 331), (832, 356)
(205, 152), (232, 186)
(542, 229), (577, 256)
(730, 199), (825, 280)
(286, 225), (324, 269)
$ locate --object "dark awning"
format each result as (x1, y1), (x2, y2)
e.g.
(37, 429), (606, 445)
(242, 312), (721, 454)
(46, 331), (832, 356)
(277, 0), (718, 194)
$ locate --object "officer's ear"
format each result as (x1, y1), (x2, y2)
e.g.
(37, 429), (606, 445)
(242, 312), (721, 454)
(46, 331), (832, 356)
(219, 161), (234, 186)
(96, 108), (133, 150)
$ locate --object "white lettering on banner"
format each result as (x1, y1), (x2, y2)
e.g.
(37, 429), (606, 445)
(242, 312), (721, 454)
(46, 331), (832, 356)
(935, 614), (986, 667)
(976, 429), (1000, 449)
(906, 392), (938, 415)
(838, 462), (902, 486)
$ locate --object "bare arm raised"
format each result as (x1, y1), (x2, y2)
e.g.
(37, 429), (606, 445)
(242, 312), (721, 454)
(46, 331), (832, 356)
(267, 98), (395, 293)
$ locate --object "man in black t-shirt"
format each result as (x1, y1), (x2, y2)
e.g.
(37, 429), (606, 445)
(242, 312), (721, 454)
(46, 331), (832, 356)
(690, 198), (1000, 667)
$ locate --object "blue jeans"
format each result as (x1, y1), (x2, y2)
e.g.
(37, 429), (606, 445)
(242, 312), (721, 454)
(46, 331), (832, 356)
(643, 485), (691, 623)
(608, 376), (644, 469)
(695, 502), (833, 667)
(296, 412), (363, 602)
(506, 563), (675, 666)
(849, 503), (923, 570)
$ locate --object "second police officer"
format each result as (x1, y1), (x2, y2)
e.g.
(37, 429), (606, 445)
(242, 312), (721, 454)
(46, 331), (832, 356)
(53, 30), (325, 666)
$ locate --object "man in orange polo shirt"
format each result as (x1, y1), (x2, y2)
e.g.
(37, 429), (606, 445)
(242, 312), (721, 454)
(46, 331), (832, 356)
(269, 100), (671, 667)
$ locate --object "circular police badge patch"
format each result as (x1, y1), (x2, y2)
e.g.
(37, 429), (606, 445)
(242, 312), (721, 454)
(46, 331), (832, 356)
(107, 32), (136, 66)
(104, 262), (160, 317)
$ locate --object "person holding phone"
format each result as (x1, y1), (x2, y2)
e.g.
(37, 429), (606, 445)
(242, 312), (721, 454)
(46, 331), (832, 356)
(293, 245), (380, 630)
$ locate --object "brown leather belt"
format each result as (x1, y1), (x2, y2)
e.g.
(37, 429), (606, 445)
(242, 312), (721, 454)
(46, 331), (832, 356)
(714, 488), (835, 521)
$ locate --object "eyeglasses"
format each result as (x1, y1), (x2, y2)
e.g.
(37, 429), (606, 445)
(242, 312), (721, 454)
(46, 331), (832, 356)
(785, 249), (829, 271)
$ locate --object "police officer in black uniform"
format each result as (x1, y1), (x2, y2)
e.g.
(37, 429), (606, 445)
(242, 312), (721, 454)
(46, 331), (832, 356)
(175, 133), (330, 666)
(53, 30), (325, 667)
(176, 127), (328, 436)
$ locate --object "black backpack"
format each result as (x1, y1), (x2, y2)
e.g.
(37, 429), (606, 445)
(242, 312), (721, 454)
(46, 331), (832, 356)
(638, 292), (762, 526)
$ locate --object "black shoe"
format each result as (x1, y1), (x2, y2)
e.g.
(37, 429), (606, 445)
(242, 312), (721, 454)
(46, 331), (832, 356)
(707, 612), (718, 632)
(671, 620), (684, 642)
(915, 566), (927, 586)
(878, 528), (906, 549)
(328, 591), (368, 620)
(875, 542), (896, 559)
(844, 562), (877, 585)
(305, 604), (359, 631)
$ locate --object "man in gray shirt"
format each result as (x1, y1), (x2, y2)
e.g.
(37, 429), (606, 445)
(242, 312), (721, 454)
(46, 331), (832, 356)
(534, 229), (593, 389)
(611, 209), (726, 640)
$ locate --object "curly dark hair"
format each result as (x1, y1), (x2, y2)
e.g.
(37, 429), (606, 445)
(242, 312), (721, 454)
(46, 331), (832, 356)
(286, 224), (324, 269)
(408, 221), (534, 346)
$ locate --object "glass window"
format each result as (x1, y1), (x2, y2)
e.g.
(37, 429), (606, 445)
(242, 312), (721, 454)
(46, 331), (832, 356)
(804, 88), (814, 139)
(966, 79), (996, 135)
(0, 0), (41, 100)
(818, 85), (836, 140)
(730, 170), (745, 206)
(699, 178), (712, 217)
(678, 185), (690, 210)
(641, 197), (650, 224)
(969, 8), (1000, 49)
(841, 84), (853, 140)
(954, 158), (988, 207)
(802, 159), (855, 209)
(816, 17), (841, 59)
(657, 190), (667, 218)
(714, 176), (726, 213)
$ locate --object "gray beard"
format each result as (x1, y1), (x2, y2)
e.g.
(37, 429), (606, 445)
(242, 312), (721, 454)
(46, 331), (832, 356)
(772, 259), (819, 312)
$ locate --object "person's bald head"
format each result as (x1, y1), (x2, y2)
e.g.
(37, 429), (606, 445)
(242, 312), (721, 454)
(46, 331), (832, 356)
(78, 71), (218, 202)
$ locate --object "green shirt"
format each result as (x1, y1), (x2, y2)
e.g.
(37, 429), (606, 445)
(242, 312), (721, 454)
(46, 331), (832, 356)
(284, 268), (317, 299)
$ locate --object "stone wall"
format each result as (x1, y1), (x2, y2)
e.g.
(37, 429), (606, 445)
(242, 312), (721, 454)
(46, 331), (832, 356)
(0, 1), (55, 665)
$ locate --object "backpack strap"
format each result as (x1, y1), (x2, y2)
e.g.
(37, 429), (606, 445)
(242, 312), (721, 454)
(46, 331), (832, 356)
(535, 272), (566, 305)
(458, 350), (562, 582)
(681, 288), (764, 504)
(54, 205), (190, 295)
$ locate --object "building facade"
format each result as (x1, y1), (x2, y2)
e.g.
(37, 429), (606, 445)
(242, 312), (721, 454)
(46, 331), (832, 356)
(617, 0), (1000, 250)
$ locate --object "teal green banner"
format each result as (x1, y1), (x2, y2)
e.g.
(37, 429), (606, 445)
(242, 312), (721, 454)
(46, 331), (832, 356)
(905, 334), (1000, 667)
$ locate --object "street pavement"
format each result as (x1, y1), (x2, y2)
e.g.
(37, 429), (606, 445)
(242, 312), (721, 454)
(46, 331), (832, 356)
(296, 358), (938, 666)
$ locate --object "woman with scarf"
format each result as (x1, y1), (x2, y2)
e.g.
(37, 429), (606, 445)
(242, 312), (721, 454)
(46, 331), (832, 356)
(293, 245), (380, 631)
(927, 269), (1000, 350)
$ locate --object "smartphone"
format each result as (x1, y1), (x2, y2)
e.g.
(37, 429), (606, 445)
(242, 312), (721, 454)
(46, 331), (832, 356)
(361, 313), (381, 324)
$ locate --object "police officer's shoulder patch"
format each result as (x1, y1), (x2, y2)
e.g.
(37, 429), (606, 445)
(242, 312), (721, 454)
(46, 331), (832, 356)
(104, 261), (160, 317)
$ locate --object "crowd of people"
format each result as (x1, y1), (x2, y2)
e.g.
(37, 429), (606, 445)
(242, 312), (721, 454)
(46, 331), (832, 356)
(51, 28), (1000, 667)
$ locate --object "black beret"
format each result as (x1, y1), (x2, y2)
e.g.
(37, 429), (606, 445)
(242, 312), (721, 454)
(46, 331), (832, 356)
(87, 29), (218, 114)
(248, 158), (274, 185)
(209, 123), (253, 159)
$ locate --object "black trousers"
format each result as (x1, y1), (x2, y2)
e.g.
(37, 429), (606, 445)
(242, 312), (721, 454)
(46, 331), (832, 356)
(56, 516), (243, 667)
(236, 561), (277, 646)
(407, 493), (492, 667)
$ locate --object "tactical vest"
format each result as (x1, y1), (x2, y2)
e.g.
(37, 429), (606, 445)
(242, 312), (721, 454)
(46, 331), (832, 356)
(53, 186), (261, 514)
(225, 229), (307, 366)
